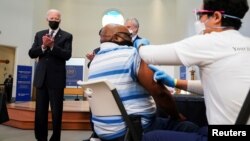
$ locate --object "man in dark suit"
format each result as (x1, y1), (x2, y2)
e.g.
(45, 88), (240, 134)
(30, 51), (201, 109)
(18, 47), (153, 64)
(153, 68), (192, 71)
(124, 18), (150, 48)
(28, 9), (72, 141)
(4, 74), (13, 103)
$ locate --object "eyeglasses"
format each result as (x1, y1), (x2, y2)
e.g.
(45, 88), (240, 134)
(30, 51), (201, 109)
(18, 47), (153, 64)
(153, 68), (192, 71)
(193, 9), (225, 20)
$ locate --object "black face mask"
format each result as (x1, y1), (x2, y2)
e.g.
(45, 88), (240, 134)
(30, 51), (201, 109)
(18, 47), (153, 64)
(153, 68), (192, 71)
(113, 32), (133, 46)
(115, 40), (133, 46)
(49, 21), (60, 30)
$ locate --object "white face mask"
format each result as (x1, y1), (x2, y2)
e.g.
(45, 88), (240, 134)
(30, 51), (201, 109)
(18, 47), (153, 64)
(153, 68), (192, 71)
(128, 29), (136, 38)
(194, 19), (232, 35)
(194, 13), (241, 35)
(194, 20), (206, 35)
(128, 29), (133, 34)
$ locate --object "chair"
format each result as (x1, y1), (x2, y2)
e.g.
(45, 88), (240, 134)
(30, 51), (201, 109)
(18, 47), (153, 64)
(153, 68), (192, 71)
(78, 79), (142, 141)
(235, 89), (250, 125)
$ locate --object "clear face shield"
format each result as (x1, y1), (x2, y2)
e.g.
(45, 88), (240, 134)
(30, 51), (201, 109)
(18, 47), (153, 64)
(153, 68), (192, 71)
(193, 9), (221, 34)
(193, 10), (206, 35)
(193, 9), (241, 35)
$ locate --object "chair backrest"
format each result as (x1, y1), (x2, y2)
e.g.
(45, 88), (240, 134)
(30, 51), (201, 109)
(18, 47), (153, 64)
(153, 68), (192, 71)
(235, 89), (250, 125)
(78, 79), (121, 116)
(78, 79), (142, 141)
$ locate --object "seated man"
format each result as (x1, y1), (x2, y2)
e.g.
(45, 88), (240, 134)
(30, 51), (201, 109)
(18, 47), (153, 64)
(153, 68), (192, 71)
(87, 23), (199, 141)
(83, 27), (150, 141)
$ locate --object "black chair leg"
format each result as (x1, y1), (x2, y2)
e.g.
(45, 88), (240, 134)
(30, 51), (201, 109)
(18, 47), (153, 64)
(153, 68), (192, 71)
(75, 94), (80, 101)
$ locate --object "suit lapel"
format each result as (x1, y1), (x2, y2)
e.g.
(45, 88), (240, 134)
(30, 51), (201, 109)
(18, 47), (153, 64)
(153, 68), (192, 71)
(54, 29), (62, 40)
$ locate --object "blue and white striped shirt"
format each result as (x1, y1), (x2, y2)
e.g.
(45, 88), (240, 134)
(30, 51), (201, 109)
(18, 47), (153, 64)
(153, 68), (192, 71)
(88, 42), (156, 140)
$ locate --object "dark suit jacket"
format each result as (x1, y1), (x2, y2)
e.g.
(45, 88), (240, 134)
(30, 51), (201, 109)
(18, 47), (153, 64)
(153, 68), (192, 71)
(29, 29), (72, 89)
(87, 47), (100, 68)
(133, 35), (141, 46)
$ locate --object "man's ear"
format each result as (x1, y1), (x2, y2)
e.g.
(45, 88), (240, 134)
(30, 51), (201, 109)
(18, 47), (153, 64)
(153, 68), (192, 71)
(111, 34), (121, 42)
(213, 11), (223, 25)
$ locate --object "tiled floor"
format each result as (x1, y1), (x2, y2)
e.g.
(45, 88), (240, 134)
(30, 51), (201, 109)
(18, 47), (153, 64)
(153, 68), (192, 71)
(0, 124), (92, 141)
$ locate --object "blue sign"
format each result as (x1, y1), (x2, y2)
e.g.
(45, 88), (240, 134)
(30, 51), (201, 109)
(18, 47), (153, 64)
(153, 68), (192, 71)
(66, 65), (83, 87)
(16, 65), (32, 101)
(180, 66), (186, 80)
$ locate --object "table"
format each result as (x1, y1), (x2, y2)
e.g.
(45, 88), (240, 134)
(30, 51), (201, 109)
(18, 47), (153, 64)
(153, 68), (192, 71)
(157, 94), (208, 127)
(174, 94), (208, 127)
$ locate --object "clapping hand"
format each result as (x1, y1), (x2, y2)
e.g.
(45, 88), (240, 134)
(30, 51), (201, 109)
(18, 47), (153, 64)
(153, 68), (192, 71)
(86, 52), (95, 61)
(42, 34), (54, 48)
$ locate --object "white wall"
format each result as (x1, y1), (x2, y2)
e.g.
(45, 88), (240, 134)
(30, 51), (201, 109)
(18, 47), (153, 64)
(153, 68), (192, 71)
(48, 0), (180, 57)
(0, 46), (15, 82)
(1, 0), (249, 61)
(0, 0), (35, 97)
(0, 0), (34, 64)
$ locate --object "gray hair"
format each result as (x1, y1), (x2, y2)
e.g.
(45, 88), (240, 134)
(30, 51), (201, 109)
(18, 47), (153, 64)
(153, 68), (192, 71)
(125, 18), (139, 28)
(46, 9), (61, 19)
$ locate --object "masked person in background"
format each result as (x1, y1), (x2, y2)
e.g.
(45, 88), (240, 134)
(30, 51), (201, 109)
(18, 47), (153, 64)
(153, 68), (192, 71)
(124, 18), (150, 48)
(139, 0), (250, 141)
(29, 9), (73, 141)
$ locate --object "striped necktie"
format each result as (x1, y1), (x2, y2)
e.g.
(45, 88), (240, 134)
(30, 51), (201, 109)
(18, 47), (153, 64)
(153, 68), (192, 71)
(49, 30), (54, 38)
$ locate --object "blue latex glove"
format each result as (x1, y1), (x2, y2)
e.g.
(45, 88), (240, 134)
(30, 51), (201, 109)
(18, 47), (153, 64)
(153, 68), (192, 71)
(134, 38), (150, 48)
(148, 64), (175, 87)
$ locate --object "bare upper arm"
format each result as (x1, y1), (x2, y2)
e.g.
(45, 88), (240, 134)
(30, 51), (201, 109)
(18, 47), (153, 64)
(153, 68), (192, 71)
(137, 60), (165, 94)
